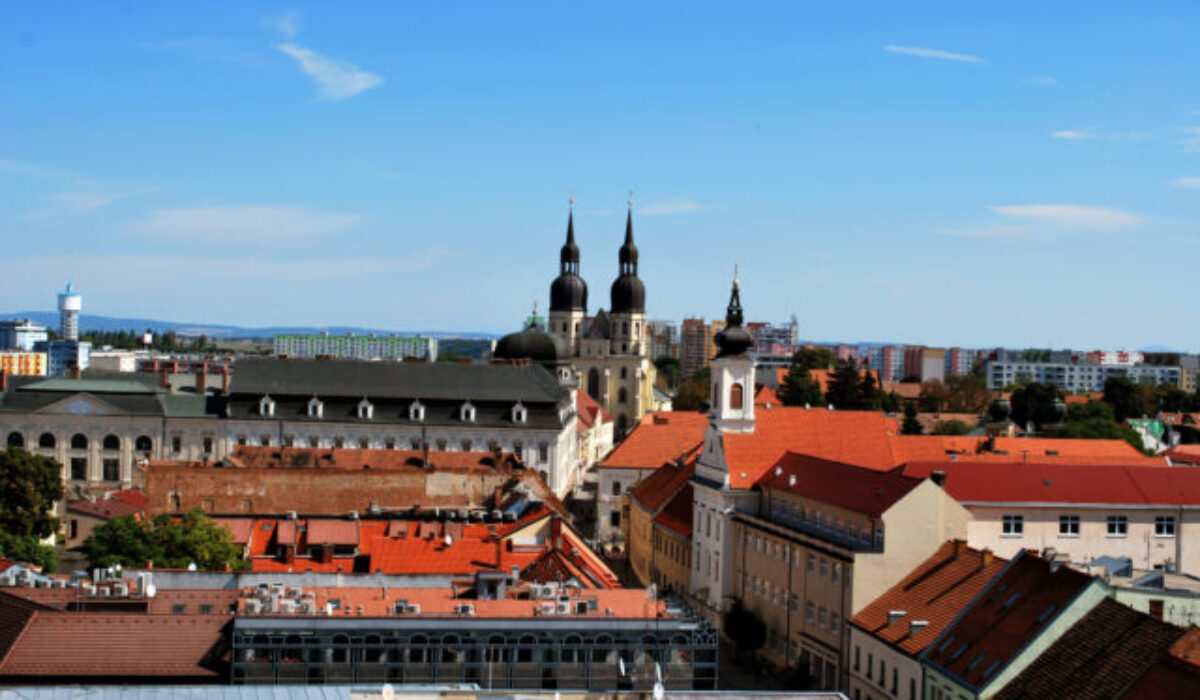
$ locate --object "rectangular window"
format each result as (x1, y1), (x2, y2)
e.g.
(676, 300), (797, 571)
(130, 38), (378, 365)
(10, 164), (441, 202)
(171, 436), (182, 453)
(538, 443), (549, 463)
(820, 558), (829, 579)
(1156, 516), (1176, 537)
(70, 457), (87, 480)
(806, 602), (815, 623)
(1002, 514), (1023, 536)
(879, 659), (887, 687)
(1107, 515), (1128, 537)
(808, 554), (816, 572)
(102, 458), (119, 482)
(867, 652), (873, 679)
(202, 436), (214, 453)
(854, 645), (861, 671)
(199, 604), (213, 614)
(171, 604), (186, 614)
(1058, 515), (1080, 537)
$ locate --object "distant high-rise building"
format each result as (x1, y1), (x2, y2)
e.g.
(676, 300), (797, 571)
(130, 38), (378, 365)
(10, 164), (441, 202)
(57, 283), (82, 341)
(0, 319), (48, 351)
(863, 345), (903, 382)
(274, 333), (438, 362)
(647, 320), (679, 360)
(753, 319), (799, 356)
(680, 318), (725, 378)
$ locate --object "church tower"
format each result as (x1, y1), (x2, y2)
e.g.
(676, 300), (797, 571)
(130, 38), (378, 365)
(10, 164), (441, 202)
(709, 275), (756, 433)
(608, 204), (647, 357)
(548, 207), (587, 355)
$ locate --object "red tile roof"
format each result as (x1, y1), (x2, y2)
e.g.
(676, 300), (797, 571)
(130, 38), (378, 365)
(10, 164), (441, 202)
(306, 519), (359, 546)
(922, 551), (1096, 690)
(598, 411), (708, 470)
(754, 384), (780, 406)
(853, 541), (1007, 656)
(224, 445), (522, 472)
(653, 483), (694, 539)
(0, 590), (228, 679)
(67, 491), (146, 520)
(994, 598), (1185, 700)
(1166, 444), (1200, 466)
(902, 460), (1200, 506)
(577, 390), (613, 433)
(1170, 626), (1200, 668)
(629, 459), (696, 513)
(760, 453), (923, 517)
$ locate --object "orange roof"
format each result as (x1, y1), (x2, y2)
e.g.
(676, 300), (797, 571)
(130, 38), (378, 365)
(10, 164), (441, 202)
(754, 384), (780, 406)
(761, 453), (923, 517)
(852, 541), (1007, 655)
(598, 411), (708, 469)
(775, 367), (881, 395)
(1166, 445), (1200, 466)
(1065, 393), (1104, 405)
(577, 390), (613, 433)
(654, 483), (694, 538)
(238, 585), (663, 620)
(629, 459), (696, 513)
(223, 445), (522, 472)
(307, 520), (359, 546)
(883, 382), (923, 400)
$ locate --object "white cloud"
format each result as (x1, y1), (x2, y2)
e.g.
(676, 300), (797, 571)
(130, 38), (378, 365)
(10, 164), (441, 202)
(1051, 129), (1092, 140)
(121, 204), (365, 246)
(990, 204), (1142, 232)
(1171, 176), (1200, 190)
(640, 198), (705, 217)
(884, 45), (985, 64)
(1025, 76), (1059, 87)
(264, 10), (302, 38)
(276, 43), (383, 100)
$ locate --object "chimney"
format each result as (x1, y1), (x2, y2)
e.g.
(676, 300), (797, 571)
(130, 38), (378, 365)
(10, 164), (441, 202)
(195, 363), (207, 395)
(982, 549), (995, 568)
(145, 559), (154, 570)
(221, 364), (231, 393)
(159, 368), (170, 389)
(952, 539), (967, 558)
(70, 364), (82, 380)
(931, 470), (946, 488)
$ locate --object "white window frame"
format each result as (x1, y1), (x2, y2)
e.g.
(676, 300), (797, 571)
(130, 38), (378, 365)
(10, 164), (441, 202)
(1002, 514), (1024, 537)
(1058, 515), (1080, 538)
(1155, 515), (1177, 538)
(512, 402), (528, 424)
(409, 400), (425, 422)
(1106, 515), (1128, 538)
(259, 395), (275, 417)
(307, 397), (324, 419)
(358, 399), (373, 420)
(460, 401), (476, 423)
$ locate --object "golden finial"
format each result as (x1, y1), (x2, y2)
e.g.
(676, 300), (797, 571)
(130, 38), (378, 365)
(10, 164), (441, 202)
(627, 190), (634, 209)
(734, 263), (740, 287)
(569, 190), (575, 208)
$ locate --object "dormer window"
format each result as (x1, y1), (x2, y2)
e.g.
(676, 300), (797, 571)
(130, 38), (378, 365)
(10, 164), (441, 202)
(409, 400), (425, 422)
(512, 402), (528, 424)
(358, 398), (374, 420)
(307, 397), (324, 419)
(259, 395), (275, 417)
(460, 401), (476, 423)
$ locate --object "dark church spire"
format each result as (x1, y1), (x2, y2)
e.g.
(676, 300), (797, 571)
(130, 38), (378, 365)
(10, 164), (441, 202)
(549, 203), (587, 312)
(714, 272), (753, 358)
(610, 198), (645, 314)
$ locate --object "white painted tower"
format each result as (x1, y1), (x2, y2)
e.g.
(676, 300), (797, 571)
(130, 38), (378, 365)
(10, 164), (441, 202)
(57, 282), (82, 341)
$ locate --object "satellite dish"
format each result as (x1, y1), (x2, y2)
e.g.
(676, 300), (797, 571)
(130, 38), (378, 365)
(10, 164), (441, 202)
(187, 562), (197, 571)
(145, 583), (157, 598)
(381, 684), (394, 700)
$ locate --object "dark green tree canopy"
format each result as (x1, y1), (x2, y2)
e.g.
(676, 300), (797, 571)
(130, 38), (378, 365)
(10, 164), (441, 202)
(778, 365), (822, 407)
(0, 448), (65, 539)
(83, 508), (246, 571)
(901, 404), (923, 435)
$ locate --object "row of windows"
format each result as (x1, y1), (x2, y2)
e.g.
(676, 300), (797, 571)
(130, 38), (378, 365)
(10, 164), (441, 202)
(743, 573), (842, 635)
(232, 434), (552, 463)
(768, 497), (882, 547)
(8, 431), (154, 452)
(744, 531), (846, 585)
(67, 457), (124, 482)
(853, 647), (916, 700)
(258, 397), (529, 424)
(1001, 514), (1177, 538)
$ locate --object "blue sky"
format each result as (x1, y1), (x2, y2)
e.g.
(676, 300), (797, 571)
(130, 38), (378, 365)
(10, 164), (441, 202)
(2, 2), (1198, 349)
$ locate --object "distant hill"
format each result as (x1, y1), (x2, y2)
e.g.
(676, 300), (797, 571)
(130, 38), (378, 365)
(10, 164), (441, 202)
(2, 311), (496, 341)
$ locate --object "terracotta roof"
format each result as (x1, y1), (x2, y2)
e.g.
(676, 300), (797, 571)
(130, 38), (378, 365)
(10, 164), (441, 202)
(653, 483), (694, 538)
(576, 390), (613, 433)
(1064, 393), (1104, 405)
(224, 445), (521, 472)
(993, 598), (1184, 700)
(754, 384), (780, 406)
(237, 585), (662, 620)
(760, 453), (923, 517)
(0, 590), (228, 679)
(1166, 444), (1200, 466)
(922, 551), (1096, 691)
(629, 459), (696, 513)
(67, 494), (145, 520)
(852, 541), (1007, 656)
(306, 519), (359, 546)
(902, 461), (1200, 506)
(883, 381), (923, 400)
(1170, 626), (1200, 668)
(598, 411), (708, 470)
(107, 488), (148, 510)
(212, 518), (254, 544)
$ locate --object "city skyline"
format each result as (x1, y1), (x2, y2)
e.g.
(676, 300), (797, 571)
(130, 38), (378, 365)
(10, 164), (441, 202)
(3, 3), (1200, 349)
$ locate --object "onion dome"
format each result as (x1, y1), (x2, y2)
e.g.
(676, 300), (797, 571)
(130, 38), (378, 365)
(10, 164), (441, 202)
(988, 394), (1012, 422)
(714, 277), (754, 358)
(494, 321), (561, 365)
(550, 209), (588, 312)
(610, 207), (646, 313)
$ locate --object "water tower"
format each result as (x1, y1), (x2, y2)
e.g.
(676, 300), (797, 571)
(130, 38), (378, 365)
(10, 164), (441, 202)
(57, 282), (82, 341)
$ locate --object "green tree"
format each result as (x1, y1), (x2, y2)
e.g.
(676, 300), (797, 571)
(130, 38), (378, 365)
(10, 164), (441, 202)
(790, 347), (835, 372)
(825, 358), (864, 409)
(0, 448), (65, 539)
(1103, 377), (1149, 422)
(672, 368), (710, 412)
(858, 370), (882, 410)
(0, 530), (58, 573)
(901, 404), (923, 435)
(918, 379), (950, 413)
(1010, 382), (1065, 431)
(881, 391), (902, 413)
(931, 419), (973, 436)
(653, 356), (682, 390)
(724, 600), (766, 659)
(945, 373), (990, 413)
(83, 509), (246, 571)
(778, 366), (822, 407)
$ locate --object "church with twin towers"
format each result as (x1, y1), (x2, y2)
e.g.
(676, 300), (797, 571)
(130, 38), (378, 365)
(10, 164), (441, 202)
(495, 203), (659, 437)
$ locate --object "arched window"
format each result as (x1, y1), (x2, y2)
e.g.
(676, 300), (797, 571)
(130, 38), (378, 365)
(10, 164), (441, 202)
(259, 395), (275, 417)
(135, 435), (152, 452)
(460, 401), (476, 423)
(71, 433), (88, 450)
(511, 402), (527, 424)
(409, 400), (425, 422)
(587, 369), (601, 401)
(102, 434), (120, 451)
(7, 432), (24, 448)
(307, 397), (324, 419)
(39, 433), (56, 449)
(357, 399), (373, 420)
(730, 382), (744, 409)
(618, 388), (628, 404)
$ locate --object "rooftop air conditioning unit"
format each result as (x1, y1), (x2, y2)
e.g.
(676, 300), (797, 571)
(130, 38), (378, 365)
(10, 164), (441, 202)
(286, 510), (298, 520)
(540, 602), (556, 616)
(112, 583), (129, 597)
(407, 604), (420, 614)
(456, 603), (475, 615)
(97, 587), (112, 597)
(83, 584), (97, 596)
(244, 599), (262, 615)
(556, 602), (571, 615)
(279, 600), (298, 614)
(297, 600), (316, 615)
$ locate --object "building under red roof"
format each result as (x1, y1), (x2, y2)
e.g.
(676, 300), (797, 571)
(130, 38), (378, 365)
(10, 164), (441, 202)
(852, 540), (1008, 656)
(921, 550), (1100, 691)
(759, 452), (924, 517)
(576, 389), (614, 434)
(598, 411), (708, 470)
(902, 460), (1200, 506)
(66, 488), (147, 521)
(653, 483), (695, 539)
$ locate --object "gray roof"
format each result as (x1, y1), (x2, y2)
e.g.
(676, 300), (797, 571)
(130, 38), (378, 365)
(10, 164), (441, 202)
(230, 358), (567, 404)
(0, 375), (212, 419)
